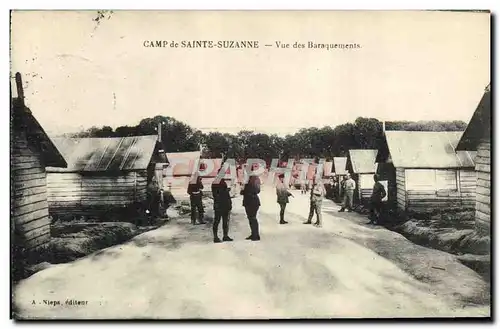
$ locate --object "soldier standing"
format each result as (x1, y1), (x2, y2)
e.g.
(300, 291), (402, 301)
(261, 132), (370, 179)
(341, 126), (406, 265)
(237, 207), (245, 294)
(160, 188), (176, 219)
(212, 176), (233, 243)
(187, 174), (206, 225)
(146, 176), (160, 218)
(304, 176), (326, 227)
(339, 175), (347, 203)
(241, 165), (261, 241)
(339, 173), (356, 212)
(276, 174), (293, 224)
(369, 174), (387, 225)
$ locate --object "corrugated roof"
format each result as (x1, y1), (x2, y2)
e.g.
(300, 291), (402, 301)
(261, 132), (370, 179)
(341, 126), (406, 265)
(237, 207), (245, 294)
(333, 157), (348, 175)
(165, 151), (201, 176)
(348, 149), (378, 174)
(50, 135), (158, 172)
(384, 131), (476, 168)
(457, 85), (491, 151)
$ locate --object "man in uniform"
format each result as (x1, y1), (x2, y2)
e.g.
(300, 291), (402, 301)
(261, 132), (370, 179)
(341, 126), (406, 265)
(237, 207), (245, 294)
(369, 174), (387, 225)
(187, 174), (206, 225)
(303, 176), (326, 227)
(241, 164), (261, 241)
(339, 173), (356, 212)
(160, 188), (176, 219)
(212, 176), (233, 243)
(146, 176), (160, 218)
(276, 173), (293, 224)
(338, 175), (347, 203)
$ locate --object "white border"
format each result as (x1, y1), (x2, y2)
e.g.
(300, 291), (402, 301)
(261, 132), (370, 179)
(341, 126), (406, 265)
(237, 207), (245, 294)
(2, 0), (499, 9)
(2, 1), (497, 328)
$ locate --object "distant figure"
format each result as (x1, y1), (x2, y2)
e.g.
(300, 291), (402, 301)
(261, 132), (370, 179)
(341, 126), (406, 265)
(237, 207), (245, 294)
(304, 176), (326, 227)
(300, 181), (307, 194)
(160, 188), (176, 218)
(331, 177), (337, 199)
(241, 165), (261, 241)
(339, 175), (347, 202)
(339, 173), (356, 212)
(325, 177), (334, 199)
(187, 175), (206, 225)
(212, 176), (233, 243)
(146, 177), (160, 217)
(276, 174), (293, 224)
(369, 174), (387, 225)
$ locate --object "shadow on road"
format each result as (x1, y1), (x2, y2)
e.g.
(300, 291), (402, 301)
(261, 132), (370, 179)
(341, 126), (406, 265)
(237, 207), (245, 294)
(131, 219), (215, 250)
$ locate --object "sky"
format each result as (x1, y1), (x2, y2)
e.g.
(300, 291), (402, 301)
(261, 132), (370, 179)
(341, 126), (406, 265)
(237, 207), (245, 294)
(10, 10), (490, 137)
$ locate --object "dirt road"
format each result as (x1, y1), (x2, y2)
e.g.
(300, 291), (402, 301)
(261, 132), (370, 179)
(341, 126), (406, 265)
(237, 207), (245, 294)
(13, 188), (490, 319)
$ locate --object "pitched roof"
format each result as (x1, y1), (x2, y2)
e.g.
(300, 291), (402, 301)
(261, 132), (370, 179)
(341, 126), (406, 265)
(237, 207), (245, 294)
(456, 85), (491, 151)
(382, 131), (476, 168)
(200, 158), (223, 177)
(165, 151), (201, 176)
(48, 135), (158, 172)
(348, 149), (378, 173)
(11, 74), (66, 168)
(333, 157), (348, 175)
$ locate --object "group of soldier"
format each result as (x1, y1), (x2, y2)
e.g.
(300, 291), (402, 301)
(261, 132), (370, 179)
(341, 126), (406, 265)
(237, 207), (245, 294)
(186, 165), (333, 243)
(333, 173), (387, 224)
(186, 163), (261, 243)
(147, 164), (387, 244)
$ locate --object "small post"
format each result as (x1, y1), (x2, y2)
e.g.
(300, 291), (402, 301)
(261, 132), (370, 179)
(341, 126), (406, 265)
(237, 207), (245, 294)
(15, 72), (25, 106)
(382, 121), (386, 134)
(157, 122), (162, 143)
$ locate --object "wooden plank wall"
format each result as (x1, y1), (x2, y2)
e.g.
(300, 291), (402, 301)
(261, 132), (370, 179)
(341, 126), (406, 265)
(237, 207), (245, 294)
(404, 169), (476, 213)
(475, 141), (490, 233)
(406, 191), (464, 212)
(459, 169), (476, 208)
(135, 171), (148, 202)
(46, 172), (81, 214)
(354, 175), (362, 204)
(396, 168), (406, 211)
(11, 131), (51, 250)
(47, 171), (148, 216)
(357, 173), (375, 202)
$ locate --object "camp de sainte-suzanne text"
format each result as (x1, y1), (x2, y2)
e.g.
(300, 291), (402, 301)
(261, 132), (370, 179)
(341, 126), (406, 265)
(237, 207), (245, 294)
(143, 40), (260, 48)
(143, 40), (361, 49)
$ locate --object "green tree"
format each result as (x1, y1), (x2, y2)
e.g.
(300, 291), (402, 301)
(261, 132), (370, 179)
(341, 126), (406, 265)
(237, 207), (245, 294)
(353, 117), (383, 149)
(203, 132), (230, 158)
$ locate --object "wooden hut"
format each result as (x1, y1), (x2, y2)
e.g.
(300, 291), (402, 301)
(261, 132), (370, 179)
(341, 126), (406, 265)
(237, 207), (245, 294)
(375, 131), (477, 213)
(199, 158), (223, 185)
(154, 122), (168, 190)
(332, 157), (348, 199)
(333, 157), (348, 176)
(323, 161), (333, 178)
(11, 73), (67, 252)
(164, 151), (201, 200)
(347, 149), (378, 205)
(46, 135), (165, 217)
(456, 84), (491, 235)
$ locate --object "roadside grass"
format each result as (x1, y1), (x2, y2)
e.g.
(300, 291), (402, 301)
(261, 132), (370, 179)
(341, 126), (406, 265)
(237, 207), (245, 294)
(353, 204), (491, 282)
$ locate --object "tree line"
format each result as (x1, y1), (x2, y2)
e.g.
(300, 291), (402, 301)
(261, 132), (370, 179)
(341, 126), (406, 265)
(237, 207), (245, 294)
(65, 116), (467, 164)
